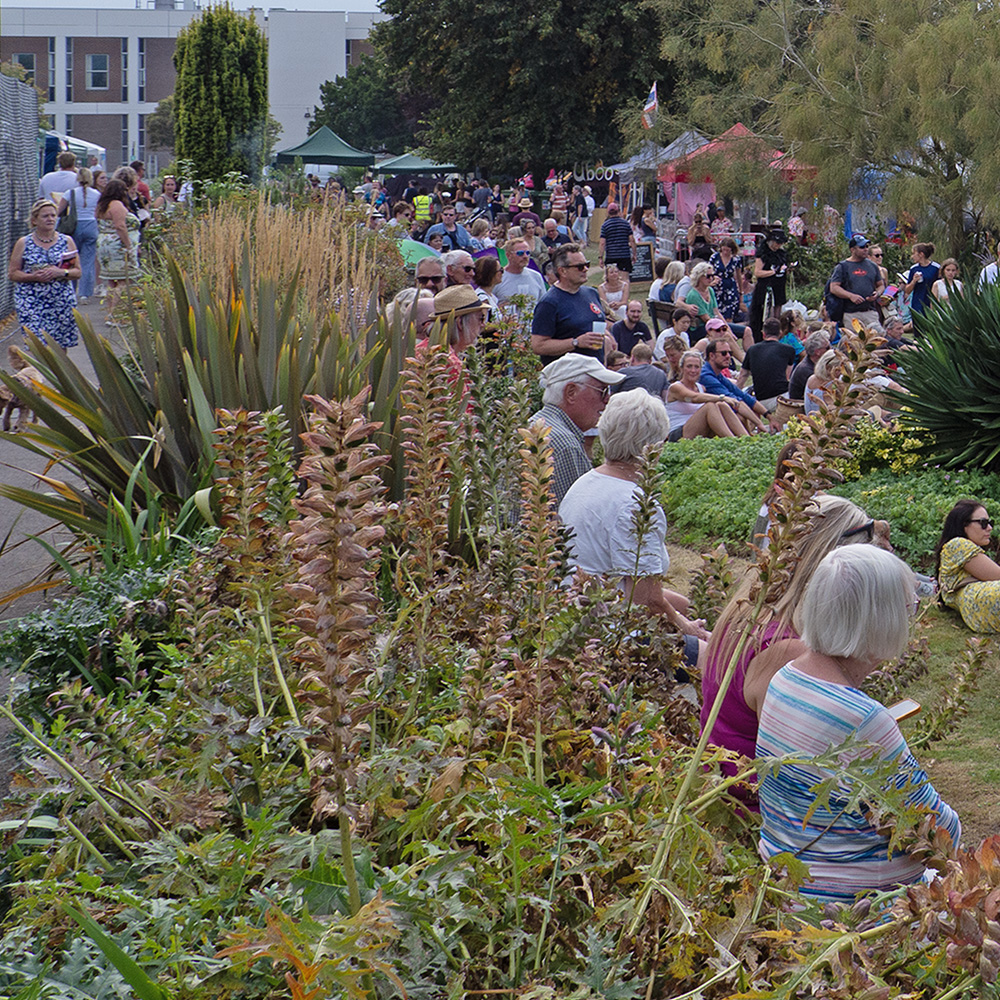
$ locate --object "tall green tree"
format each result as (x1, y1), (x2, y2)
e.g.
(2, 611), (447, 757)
(147, 94), (175, 152)
(312, 55), (419, 154)
(173, 6), (268, 181)
(647, 0), (1000, 256)
(373, 0), (676, 177)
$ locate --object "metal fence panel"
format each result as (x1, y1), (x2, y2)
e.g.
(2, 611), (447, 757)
(0, 75), (41, 321)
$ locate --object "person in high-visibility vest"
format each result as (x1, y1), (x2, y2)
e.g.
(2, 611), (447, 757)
(413, 187), (432, 224)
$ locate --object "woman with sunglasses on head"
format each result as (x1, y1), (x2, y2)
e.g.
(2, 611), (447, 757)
(935, 500), (1000, 633)
(666, 349), (751, 441)
(700, 494), (883, 810)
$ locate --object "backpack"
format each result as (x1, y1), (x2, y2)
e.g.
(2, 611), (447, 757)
(823, 262), (846, 323)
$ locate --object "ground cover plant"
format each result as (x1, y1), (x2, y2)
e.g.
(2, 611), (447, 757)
(659, 421), (1000, 569)
(0, 306), (998, 1000)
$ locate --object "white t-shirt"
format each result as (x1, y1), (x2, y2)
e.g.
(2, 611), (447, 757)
(654, 328), (690, 359)
(39, 169), (79, 201)
(61, 185), (98, 221)
(559, 469), (669, 582)
(674, 275), (693, 304)
(495, 267), (547, 314)
(932, 277), (963, 300)
(980, 263), (999, 287)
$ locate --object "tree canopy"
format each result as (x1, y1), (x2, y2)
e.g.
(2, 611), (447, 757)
(647, 0), (1000, 254)
(174, 7), (268, 181)
(311, 55), (418, 154)
(373, 0), (676, 177)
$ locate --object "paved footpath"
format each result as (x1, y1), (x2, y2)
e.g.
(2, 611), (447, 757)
(0, 297), (129, 793)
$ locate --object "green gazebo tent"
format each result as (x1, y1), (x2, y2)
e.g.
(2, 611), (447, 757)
(274, 126), (374, 167)
(377, 152), (458, 174)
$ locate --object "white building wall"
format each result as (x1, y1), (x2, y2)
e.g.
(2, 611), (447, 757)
(4, 6), (385, 168)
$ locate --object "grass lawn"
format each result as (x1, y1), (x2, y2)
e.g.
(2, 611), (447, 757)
(903, 602), (1000, 843)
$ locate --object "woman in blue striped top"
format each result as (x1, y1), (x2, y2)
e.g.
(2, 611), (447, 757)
(756, 545), (960, 904)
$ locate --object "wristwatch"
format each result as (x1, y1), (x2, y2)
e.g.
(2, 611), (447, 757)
(572, 337), (579, 348)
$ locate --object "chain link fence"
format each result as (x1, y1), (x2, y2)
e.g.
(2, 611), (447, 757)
(1, 75), (40, 321)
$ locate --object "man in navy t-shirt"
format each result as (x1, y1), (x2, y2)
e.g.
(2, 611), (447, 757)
(531, 244), (607, 364)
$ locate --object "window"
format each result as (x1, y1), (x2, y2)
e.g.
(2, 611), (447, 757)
(65, 114), (74, 135)
(137, 113), (146, 161)
(121, 39), (128, 101)
(86, 53), (109, 90)
(12, 53), (35, 82)
(138, 38), (145, 102)
(65, 38), (73, 102)
(121, 114), (129, 167)
(48, 38), (56, 101)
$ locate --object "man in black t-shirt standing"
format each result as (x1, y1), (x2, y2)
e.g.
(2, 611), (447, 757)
(829, 235), (883, 329)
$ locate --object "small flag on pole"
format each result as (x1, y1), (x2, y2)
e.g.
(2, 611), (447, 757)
(641, 82), (658, 130)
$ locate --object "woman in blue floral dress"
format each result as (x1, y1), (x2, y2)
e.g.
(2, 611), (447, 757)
(709, 237), (746, 322)
(8, 199), (81, 349)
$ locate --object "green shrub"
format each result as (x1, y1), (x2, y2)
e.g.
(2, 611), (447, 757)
(826, 417), (926, 480)
(659, 434), (787, 548)
(0, 566), (175, 692)
(831, 466), (1000, 570)
(895, 284), (1000, 471)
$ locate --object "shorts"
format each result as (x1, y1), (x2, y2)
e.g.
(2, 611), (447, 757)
(605, 256), (633, 273)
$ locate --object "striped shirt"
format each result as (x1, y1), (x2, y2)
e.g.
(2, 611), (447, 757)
(600, 217), (633, 261)
(756, 664), (960, 903)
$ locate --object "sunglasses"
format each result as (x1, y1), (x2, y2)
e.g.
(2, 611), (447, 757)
(514, 250), (530, 257)
(417, 275), (444, 285)
(563, 263), (589, 272)
(578, 382), (611, 401)
(968, 517), (994, 529)
(459, 265), (475, 273)
(841, 520), (876, 543)
(714, 350), (732, 357)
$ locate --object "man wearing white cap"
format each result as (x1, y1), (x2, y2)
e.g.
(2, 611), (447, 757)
(529, 354), (625, 503)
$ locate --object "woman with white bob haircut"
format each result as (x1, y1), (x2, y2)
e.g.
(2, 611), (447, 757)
(558, 389), (709, 654)
(756, 545), (960, 904)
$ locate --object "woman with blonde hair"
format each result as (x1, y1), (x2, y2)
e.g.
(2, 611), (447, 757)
(469, 216), (493, 250)
(598, 263), (630, 321)
(699, 493), (881, 809)
(666, 349), (752, 441)
(8, 199), (81, 348)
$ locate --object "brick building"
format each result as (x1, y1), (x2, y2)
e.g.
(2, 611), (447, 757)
(3, 1), (381, 174)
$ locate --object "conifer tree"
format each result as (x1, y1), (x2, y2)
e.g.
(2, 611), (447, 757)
(174, 6), (268, 181)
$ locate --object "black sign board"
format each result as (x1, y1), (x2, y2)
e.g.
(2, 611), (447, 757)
(631, 243), (654, 282)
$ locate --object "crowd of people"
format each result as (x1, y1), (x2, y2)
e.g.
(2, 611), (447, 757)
(9, 152), (184, 346)
(8, 154), (997, 907)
